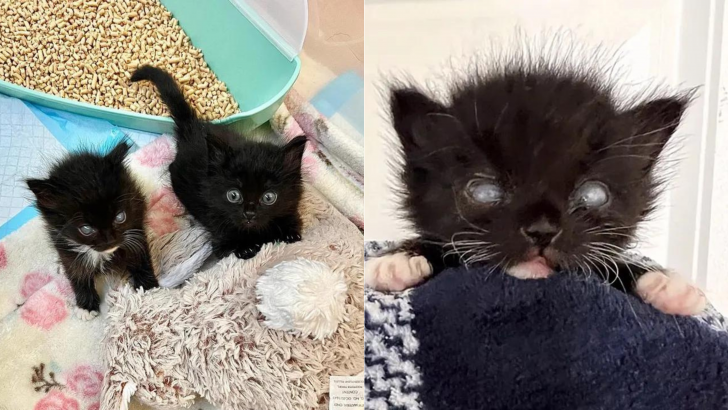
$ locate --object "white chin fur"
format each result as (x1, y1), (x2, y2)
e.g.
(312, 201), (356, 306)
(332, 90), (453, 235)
(66, 239), (113, 269)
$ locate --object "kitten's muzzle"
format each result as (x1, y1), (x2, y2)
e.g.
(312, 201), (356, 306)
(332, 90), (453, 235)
(243, 211), (257, 223)
(520, 219), (562, 248)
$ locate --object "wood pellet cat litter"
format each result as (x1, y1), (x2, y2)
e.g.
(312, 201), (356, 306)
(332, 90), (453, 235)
(0, 0), (239, 120)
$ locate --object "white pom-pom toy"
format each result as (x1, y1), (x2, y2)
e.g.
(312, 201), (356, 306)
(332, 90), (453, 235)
(256, 258), (348, 339)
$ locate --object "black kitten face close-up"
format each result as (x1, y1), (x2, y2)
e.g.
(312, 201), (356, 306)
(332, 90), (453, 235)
(391, 68), (690, 275)
(204, 134), (307, 231)
(27, 142), (146, 255)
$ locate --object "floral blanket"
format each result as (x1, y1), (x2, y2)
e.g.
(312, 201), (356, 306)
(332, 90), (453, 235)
(0, 137), (217, 410)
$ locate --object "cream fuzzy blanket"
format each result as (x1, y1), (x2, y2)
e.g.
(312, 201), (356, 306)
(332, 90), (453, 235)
(101, 189), (364, 409)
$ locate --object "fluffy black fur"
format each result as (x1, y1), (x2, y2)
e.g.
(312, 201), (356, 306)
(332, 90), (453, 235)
(27, 142), (158, 313)
(390, 57), (691, 293)
(131, 66), (306, 259)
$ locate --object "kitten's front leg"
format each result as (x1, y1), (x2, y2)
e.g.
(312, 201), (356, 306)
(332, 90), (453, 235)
(59, 254), (101, 316)
(212, 239), (236, 259)
(213, 233), (263, 260)
(233, 243), (262, 260)
(600, 260), (706, 316)
(69, 277), (100, 314)
(126, 237), (159, 291)
(66, 271), (101, 316)
(274, 215), (302, 244)
(365, 239), (454, 291)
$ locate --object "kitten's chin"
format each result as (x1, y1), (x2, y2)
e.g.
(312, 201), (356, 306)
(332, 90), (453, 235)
(506, 257), (555, 280)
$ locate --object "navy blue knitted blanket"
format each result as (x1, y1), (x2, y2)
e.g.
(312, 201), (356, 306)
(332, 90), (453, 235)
(365, 259), (728, 410)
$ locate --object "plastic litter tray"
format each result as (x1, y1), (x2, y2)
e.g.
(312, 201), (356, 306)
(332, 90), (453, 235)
(0, 0), (303, 134)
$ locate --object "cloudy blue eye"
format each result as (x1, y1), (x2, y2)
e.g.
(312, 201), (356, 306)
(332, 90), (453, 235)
(260, 191), (277, 205)
(114, 211), (126, 224)
(226, 189), (242, 204)
(467, 180), (504, 204)
(78, 225), (96, 236)
(573, 181), (610, 209)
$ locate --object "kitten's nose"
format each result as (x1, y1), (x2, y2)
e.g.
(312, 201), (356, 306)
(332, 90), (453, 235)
(521, 219), (562, 247)
(243, 211), (256, 221)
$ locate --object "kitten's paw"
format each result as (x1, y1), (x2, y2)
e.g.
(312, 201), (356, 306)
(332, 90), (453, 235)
(365, 253), (433, 292)
(234, 247), (260, 259)
(132, 276), (159, 291)
(282, 233), (302, 244)
(74, 307), (99, 321)
(635, 270), (707, 316)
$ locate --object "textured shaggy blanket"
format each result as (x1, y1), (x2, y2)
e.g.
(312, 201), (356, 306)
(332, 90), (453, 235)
(364, 243), (728, 410)
(101, 186), (364, 410)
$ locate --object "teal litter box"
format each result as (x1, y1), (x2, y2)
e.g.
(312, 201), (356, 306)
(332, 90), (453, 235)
(0, 0), (307, 134)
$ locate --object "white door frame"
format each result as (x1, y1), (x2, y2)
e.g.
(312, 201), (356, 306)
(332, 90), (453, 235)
(668, 0), (723, 286)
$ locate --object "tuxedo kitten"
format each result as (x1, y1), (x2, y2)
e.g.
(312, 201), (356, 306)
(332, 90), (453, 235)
(27, 142), (158, 316)
(366, 59), (707, 316)
(131, 66), (306, 259)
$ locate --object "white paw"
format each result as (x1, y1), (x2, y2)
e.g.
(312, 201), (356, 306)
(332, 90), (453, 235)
(635, 270), (707, 316)
(365, 253), (432, 292)
(74, 307), (99, 321)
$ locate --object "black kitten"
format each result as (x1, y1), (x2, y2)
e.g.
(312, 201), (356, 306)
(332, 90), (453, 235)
(131, 66), (306, 259)
(386, 59), (690, 295)
(27, 142), (158, 315)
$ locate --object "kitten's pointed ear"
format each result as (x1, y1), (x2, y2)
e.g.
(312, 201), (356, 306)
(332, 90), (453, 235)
(390, 87), (449, 152)
(624, 96), (690, 158)
(26, 179), (60, 209)
(106, 141), (132, 164)
(282, 136), (307, 171)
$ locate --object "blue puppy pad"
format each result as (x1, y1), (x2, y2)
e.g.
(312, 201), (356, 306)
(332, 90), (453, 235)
(0, 94), (162, 240)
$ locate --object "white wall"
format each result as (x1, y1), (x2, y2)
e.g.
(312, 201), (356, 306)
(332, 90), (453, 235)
(708, 1), (728, 313)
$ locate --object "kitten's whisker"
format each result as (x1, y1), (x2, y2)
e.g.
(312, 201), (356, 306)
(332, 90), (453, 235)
(473, 98), (481, 133)
(587, 225), (638, 233)
(464, 251), (498, 266)
(595, 154), (662, 164)
(592, 232), (637, 240)
(585, 226), (639, 236)
(587, 244), (653, 271)
(595, 120), (683, 153)
(493, 103), (509, 133)
(596, 142), (666, 152)
(587, 250), (619, 286)
(409, 146), (460, 161)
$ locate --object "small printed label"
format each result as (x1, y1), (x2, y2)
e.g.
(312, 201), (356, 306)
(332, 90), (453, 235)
(329, 373), (365, 410)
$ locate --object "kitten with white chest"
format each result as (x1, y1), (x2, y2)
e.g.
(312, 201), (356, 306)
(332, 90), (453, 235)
(27, 142), (158, 317)
(367, 54), (706, 316)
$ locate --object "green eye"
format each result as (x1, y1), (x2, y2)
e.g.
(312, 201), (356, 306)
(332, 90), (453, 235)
(260, 191), (277, 205)
(78, 225), (96, 236)
(227, 189), (242, 203)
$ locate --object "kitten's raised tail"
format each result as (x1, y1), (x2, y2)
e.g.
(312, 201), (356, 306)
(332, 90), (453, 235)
(131, 65), (195, 123)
